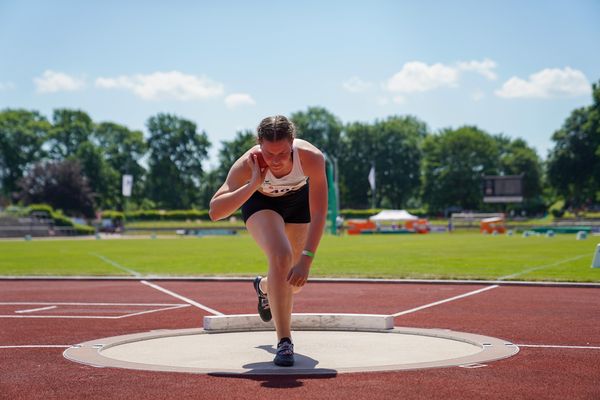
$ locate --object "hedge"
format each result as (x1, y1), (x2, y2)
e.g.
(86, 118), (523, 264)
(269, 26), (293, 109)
(25, 204), (95, 235)
(101, 209), (242, 222)
(99, 208), (427, 222)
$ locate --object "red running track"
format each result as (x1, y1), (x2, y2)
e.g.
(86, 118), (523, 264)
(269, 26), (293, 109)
(0, 280), (599, 400)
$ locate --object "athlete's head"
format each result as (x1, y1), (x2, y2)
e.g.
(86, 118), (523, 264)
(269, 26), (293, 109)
(257, 115), (296, 143)
(256, 115), (295, 172)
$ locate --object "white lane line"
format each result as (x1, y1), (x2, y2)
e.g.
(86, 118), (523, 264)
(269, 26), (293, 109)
(517, 344), (600, 350)
(0, 302), (185, 306)
(15, 305), (57, 314)
(2, 307), (186, 319)
(1, 315), (146, 319)
(0, 345), (71, 349)
(498, 254), (588, 280)
(116, 304), (190, 319)
(90, 252), (141, 277)
(1, 302), (190, 319)
(390, 285), (499, 317)
(141, 280), (224, 316)
(459, 363), (487, 369)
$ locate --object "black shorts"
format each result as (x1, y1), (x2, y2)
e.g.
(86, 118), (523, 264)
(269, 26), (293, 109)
(241, 184), (310, 224)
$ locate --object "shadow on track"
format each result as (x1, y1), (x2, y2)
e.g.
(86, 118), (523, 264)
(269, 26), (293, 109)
(209, 344), (338, 388)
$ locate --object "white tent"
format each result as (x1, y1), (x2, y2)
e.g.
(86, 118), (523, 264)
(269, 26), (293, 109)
(369, 209), (418, 222)
(481, 216), (504, 223)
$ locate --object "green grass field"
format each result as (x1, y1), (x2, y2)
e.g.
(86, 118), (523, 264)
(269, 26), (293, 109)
(0, 233), (599, 282)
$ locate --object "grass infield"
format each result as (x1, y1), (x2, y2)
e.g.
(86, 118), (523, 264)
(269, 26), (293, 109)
(0, 233), (598, 282)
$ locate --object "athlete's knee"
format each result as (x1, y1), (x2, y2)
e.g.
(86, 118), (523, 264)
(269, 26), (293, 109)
(268, 248), (293, 273)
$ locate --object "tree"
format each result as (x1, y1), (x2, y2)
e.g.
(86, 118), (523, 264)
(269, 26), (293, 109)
(48, 109), (94, 160)
(547, 80), (600, 209)
(495, 136), (544, 211)
(339, 121), (375, 208)
(194, 129), (258, 209)
(94, 122), (147, 176)
(422, 126), (499, 213)
(145, 113), (211, 209)
(0, 109), (50, 196)
(75, 142), (120, 209)
(291, 107), (343, 159)
(216, 130), (256, 182)
(198, 169), (220, 210)
(338, 116), (426, 208)
(94, 122), (147, 208)
(44, 110), (127, 210)
(17, 160), (95, 218)
(371, 116), (427, 208)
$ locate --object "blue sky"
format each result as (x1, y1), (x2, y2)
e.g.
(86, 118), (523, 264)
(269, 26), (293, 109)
(1, 0), (599, 168)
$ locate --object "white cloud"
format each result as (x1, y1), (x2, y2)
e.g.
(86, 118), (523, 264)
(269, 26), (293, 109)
(342, 76), (373, 93)
(385, 59), (499, 95)
(95, 71), (224, 101)
(386, 61), (459, 93)
(457, 58), (497, 80)
(495, 67), (591, 99)
(34, 70), (85, 93)
(95, 76), (130, 90)
(224, 93), (256, 109)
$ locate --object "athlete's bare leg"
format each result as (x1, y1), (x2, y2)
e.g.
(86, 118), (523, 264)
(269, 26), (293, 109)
(260, 223), (309, 296)
(246, 210), (303, 341)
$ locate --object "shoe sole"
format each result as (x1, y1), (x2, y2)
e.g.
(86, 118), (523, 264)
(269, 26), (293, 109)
(253, 276), (272, 322)
(253, 276), (263, 295)
(274, 358), (294, 367)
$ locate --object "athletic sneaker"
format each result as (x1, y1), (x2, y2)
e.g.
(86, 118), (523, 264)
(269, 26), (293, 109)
(274, 337), (295, 367)
(253, 276), (272, 322)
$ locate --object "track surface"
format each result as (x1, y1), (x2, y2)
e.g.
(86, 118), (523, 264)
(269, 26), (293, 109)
(1, 280), (599, 399)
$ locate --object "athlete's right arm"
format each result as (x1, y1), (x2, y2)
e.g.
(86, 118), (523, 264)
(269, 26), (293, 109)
(208, 153), (266, 221)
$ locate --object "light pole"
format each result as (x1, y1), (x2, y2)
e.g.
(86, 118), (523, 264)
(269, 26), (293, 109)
(323, 152), (339, 235)
(122, 174), (133, 234)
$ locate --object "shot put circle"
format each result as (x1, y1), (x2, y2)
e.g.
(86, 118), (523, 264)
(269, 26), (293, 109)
(64, 325), (519, 375)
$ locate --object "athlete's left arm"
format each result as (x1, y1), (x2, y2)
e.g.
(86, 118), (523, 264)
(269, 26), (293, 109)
(303, 150), (328, 259)
(287, 146), (328, 287)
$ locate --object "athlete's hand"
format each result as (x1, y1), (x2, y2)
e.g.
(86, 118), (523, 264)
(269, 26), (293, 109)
(287, 258), (311, 287)
(247, 153), (268, 190)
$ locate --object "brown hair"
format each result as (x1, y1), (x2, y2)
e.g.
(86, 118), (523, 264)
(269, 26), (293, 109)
(257, 115), (296, 143)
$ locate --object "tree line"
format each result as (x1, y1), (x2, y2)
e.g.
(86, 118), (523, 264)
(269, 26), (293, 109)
(0, 80), (598, 218)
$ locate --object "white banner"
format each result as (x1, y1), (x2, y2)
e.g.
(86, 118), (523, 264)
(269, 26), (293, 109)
(122, 175), (133, 197)
(368, 166), (375, 190)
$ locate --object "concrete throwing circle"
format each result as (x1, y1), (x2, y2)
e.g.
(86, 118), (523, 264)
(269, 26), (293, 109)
(64, 327), (519, 375)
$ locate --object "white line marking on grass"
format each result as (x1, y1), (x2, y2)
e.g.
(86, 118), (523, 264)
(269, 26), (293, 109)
(141, 280), (224, 316)
(0, 345), (71, 349)
(15, 305), (57, 314)
(390, 285), (499, 317)
(90, 252), (141, 277)
(498, 254), (588, 280)
(517, 344), (600, 350)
